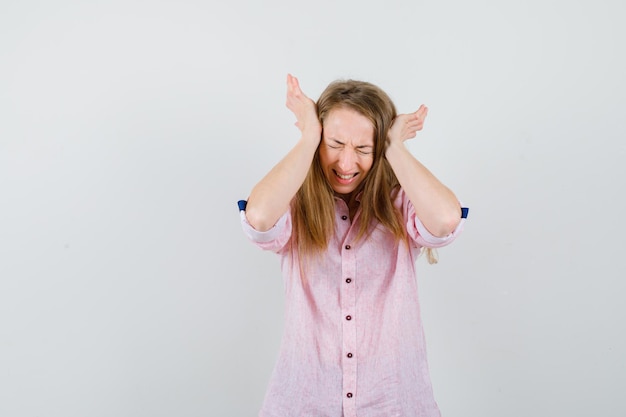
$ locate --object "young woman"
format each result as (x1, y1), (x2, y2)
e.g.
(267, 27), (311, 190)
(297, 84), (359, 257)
(238, 74), (468, 417)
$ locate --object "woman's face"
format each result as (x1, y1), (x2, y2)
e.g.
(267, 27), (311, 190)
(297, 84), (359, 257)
(319, 107), (375, 197)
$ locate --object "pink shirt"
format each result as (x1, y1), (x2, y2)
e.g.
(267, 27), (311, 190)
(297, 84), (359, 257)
(240, 188), (466, 417)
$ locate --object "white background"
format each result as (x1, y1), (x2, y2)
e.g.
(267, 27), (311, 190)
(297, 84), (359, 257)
(1, 0), (625, 416)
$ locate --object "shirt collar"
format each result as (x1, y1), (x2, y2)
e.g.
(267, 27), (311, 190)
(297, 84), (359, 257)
(333, 191), (363, 203)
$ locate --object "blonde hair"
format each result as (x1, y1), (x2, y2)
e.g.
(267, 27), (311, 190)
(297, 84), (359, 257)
(290, 79), (436, 264)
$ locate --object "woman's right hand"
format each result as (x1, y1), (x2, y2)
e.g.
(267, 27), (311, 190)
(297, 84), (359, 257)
(245, 75), (322, 231)
(286, 74), (322, 140)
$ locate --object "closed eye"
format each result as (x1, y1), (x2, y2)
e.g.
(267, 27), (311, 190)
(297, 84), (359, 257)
(327, 139), (344, 149)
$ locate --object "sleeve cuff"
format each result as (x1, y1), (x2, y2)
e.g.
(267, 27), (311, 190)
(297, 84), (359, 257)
(413, 214), (466, 247)
(409, 202), (467, 248)
(240, 210), (289, 243)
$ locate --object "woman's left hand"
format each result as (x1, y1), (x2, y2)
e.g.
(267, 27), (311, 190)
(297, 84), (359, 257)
(388, 104), (428, 145)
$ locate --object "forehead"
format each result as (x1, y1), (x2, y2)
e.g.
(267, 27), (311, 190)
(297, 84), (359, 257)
(323, 107), (374, 145)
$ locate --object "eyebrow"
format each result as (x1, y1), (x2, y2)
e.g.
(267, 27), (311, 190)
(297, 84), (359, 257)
(328, 138), (373, 148)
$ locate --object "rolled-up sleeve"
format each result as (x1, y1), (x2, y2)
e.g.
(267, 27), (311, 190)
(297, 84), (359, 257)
(398, 189), (468, 249)
(239, 202), (292, 253)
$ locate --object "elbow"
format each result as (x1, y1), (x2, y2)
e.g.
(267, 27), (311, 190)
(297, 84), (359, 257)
(430, 209), (462, 238)
(244, 204), (275, 232)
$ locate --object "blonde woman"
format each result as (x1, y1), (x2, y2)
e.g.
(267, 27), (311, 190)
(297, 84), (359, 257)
(239, 74), (468, 417)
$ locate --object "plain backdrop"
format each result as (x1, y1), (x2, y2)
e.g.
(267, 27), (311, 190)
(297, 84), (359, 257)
(1, 0), (625, 416)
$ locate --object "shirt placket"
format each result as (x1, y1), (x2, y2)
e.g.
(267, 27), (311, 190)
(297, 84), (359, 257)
(340, 219), (358, 417)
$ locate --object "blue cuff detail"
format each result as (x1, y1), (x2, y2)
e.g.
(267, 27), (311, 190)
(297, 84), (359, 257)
(238, 200), (247, 211)
(461, 207), (469, 219)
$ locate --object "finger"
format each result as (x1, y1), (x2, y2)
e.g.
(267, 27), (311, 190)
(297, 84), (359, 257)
(418, 105), (429, 119)
(288, 74), (301, 95)
(290, 75), (302, 95)
(286, 74), (295, 96)
(394, 114), (411, 125)
(406, 118), (423, 129)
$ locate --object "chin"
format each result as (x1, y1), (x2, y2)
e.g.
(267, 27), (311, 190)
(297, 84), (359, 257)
(332, 184), (359, 196)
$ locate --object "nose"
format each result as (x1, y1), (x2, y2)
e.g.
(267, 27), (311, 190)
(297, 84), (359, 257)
(337, 148), (356, 172)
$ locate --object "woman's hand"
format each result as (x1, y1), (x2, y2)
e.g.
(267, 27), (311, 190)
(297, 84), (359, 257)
(385, 103), (461, 237)
(245, 75), (322, 231)
(286, 74), (322, 139)
(388, 104), (428, 145)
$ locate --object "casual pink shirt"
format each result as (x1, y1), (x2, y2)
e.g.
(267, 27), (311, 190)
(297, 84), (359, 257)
(240, 188), (466, 417)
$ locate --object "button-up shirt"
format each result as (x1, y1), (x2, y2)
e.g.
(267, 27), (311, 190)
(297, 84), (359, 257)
(240, 188), (466, 417)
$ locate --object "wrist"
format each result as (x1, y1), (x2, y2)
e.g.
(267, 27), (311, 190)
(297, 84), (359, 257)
(385, 139), (406, 157)
(300, 130), (322, 148)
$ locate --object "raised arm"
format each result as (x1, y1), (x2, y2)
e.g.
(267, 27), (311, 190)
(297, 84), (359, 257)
(245, 74), (322, 231)
(385, 105), (462, 237)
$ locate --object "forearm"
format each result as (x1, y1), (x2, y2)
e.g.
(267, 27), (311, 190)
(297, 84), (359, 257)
(245, 134), (319, 231)
(385, 141), (461, 237)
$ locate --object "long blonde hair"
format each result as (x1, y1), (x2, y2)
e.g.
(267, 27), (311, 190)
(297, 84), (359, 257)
(290, 79), (437, 264)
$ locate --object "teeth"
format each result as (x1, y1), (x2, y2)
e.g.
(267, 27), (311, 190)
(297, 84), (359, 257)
(337, 172), (354, 180)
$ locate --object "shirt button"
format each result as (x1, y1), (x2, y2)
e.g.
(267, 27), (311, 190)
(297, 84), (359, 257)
(347, 353), (353, 358)
(346, 315), (352, 321)
(345, 278), (352, 284)
(345, 245), (351, 250)
(341, 215), (348, 220)
(347, 393), (353, 398)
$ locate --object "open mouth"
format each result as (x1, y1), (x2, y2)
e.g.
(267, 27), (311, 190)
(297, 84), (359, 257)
(333, 169), (358, 184)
